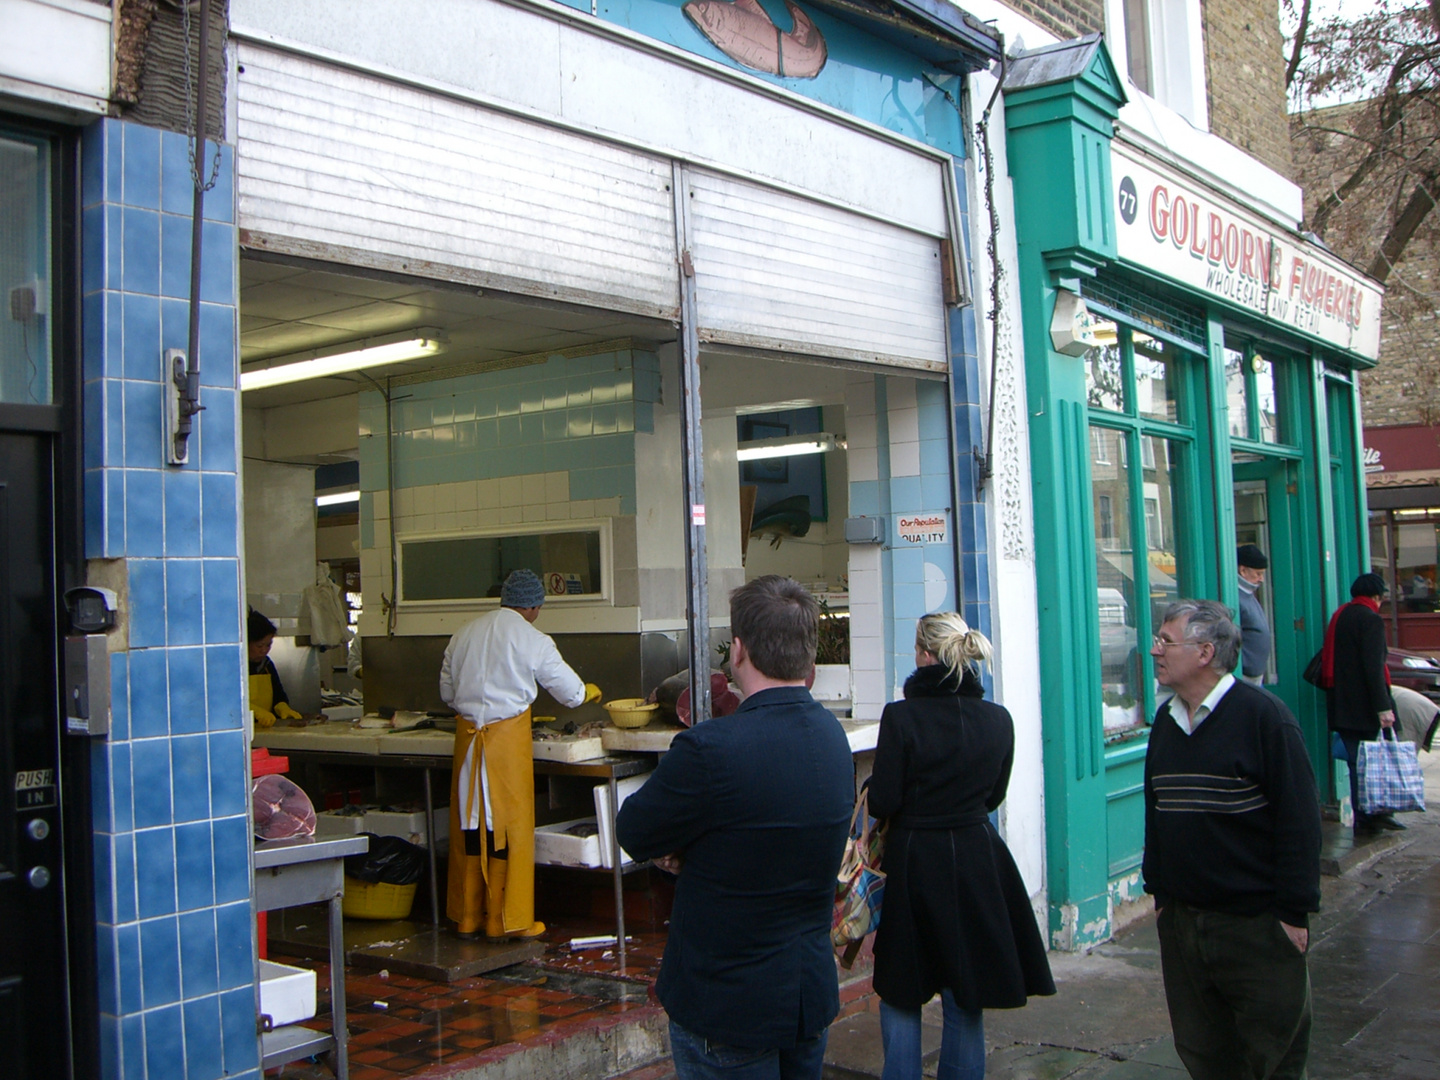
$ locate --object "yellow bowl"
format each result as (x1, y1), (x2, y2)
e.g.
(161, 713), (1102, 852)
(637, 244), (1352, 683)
(341, 877), (418, 920)
(604, 698), (659, 729)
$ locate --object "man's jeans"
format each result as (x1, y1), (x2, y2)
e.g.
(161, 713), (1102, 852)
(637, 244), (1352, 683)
(669, 1020), (828, 1080)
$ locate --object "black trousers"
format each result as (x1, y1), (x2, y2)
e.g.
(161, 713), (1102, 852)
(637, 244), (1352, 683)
(1157, 903), (1311, 1080)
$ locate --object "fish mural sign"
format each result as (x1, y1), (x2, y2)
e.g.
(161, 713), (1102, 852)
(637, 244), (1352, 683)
(683, 0), (828, 78)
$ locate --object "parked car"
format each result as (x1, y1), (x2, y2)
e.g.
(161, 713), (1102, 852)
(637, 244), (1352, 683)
(1388, 647), (1440, 703)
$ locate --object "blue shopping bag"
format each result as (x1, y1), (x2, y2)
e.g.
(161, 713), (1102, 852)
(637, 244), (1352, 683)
(1357, 729), (1426, 816)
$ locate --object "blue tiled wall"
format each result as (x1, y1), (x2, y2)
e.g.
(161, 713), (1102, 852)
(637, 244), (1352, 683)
(81, 118), (257, 1080)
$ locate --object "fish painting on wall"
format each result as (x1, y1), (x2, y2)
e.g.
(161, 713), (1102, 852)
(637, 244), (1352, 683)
(682, 0), (828, 79)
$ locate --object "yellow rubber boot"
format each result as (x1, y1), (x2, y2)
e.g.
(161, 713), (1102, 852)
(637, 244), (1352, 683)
(484, 857), (545, 940)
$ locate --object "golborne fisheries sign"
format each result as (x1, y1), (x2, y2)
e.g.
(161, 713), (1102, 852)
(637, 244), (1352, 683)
(1111, 143), (1382, 360)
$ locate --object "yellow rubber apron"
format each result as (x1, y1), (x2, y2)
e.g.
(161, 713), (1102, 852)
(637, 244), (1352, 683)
(248, 672), (275, 727)
(446, 709), (535, 935)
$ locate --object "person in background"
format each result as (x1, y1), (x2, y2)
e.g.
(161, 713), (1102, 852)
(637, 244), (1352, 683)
(615, 576), (853, 1080)
(1322, 573), (1401, 833)
(1144, 600), (1321, 1080)
(248, 609), (303, 728)
(1236, 544), (1272, 686)
(440, 568), (600, 940)
(1390, 684), (1439, 754)
(869, 614), (1054, 1080)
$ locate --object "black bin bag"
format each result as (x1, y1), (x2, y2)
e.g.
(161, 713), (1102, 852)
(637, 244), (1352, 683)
(344, 833), (426, 885)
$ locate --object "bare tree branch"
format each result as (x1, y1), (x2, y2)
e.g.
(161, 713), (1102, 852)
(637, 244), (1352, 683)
(1287, 0), (1313, 90)
(1366, 167), (1440, 282)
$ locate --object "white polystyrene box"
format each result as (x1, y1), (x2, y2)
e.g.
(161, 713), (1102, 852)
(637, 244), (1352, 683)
(593, 773), (651, 869)
(366, 809), (448, 848)
(259, 959), (317, 1026)
(534, 817), (603, 868)
(313, 811), (366, 837)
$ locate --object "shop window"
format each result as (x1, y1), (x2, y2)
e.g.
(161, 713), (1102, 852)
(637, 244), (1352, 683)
(0, 129), (53, 405)
(399, 523), (607, 604)
(1224, 342), (1288, 445)
(1110, 0), (1208, 127)
(1085, 320), (1125, 412)
(1133, 334), (1181, 424)
(1092, 425), (1144, 734)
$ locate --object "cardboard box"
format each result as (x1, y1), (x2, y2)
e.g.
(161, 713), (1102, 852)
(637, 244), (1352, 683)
(593, 773), (651, 868)
(535, 817), (603, 868)
(259, 959), (317, 1026)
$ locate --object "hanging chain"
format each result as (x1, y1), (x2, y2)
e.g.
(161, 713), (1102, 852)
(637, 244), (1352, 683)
(182, 0), (223, 193)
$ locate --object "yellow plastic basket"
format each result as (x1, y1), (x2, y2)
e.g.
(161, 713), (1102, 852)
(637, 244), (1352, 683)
(342, 877), (418, 920)
(603, 698), (659, 729)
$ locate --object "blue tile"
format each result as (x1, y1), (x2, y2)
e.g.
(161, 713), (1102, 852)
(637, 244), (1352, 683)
(106, 379), (125, 470)
(121, 207), (160, 294)
(128, 647), (168, 738)
(164, 469), (202, 556)
(106, 205), (123, 290)
(205, 647), (243, 733)
(84, 383), (106, 474)
(519, 413), (544, 445)
(211, 816), (251, 904)
(198, 302), (236, 388)
(127, 559), (167, 650)
(199, 221), (235, 304)
(93, 831), (114, 924)
(919, 437), (951, 477)
(221, 986), (260, 1075)
(120, 1012), (146, 1080)
(110, 738), (136, 832)
(893, 582), (926, 621)
(634, 401), (654, 434)
(592, 403), (617, 436)
(84, 468), (105, 556)
(123, 382), (164, 470)
(165, 560), (204, 645)
(82, 120), (107, 207)
(890, 475), (923, 512)
(205, 144), (235, 224)
(142, 1003), (185, 1078)
(109, 651), (130, 741)
(160, 130), (194, 216)
(214, 901), (254, 990)
(126, 468), (167, 556)
(921, 473), (952, 509)
(196, 386), (235, 471)
(135, 827), (178, 918)
(82, 215), (105, 306)
(200, 472), (238, 557)
(113, 832), (137, 922)
(116, 921), (143, 1014)
(95, 923), (119, 1012)
(171, 732), (211, 821)
(209, 732), (247, 815)
(497, 413), (521, 446)
(139, 915), (181, 1007)
(542, 410), (567, 441)
(202, 560), (239, 645)
(183, 995), (224, 1080)
(122, 292), (162, 381)
(99, 1014), (120, 1080)
(160, 213), (192, 299)
(159, 295), (189, 354)
(132, 741), (175, 829)
(616, 402), (635, 434)
(174, 819), (215, 908)
(891, 546), (924, 585)
(122, 122), (162, 210)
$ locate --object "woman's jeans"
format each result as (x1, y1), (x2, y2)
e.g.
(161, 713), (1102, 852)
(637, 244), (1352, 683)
(880, 990), (985, 1080)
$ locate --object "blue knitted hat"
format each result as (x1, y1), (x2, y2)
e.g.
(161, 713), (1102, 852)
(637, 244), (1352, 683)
(501, 569), (546, 608)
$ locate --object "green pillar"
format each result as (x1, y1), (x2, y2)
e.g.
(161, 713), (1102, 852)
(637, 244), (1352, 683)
(1003, 36), (1127, 948)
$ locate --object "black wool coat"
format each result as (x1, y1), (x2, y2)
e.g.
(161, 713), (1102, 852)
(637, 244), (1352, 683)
(869, 664), (1055, 1011)
(1326, 602), (1394, 737)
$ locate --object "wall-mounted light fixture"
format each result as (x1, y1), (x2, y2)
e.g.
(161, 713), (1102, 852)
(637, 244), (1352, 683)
(315, 490), (361, 507)
(736, 433), (844, 461)
(241, 330), (445, 391)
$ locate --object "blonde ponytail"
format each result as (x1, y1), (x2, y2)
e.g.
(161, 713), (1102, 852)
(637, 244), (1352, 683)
(915, 613), (993, 682)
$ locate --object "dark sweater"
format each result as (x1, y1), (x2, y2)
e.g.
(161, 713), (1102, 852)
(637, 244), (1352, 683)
(1143, 680), (1321, 928)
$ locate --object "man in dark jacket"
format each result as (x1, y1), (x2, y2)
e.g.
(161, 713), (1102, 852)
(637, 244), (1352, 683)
(1236, 544), (1271, 685)
(1144, 600), (1321, 1080)
(1326, 572), (1400, 832)
(616, 576), (853, 1080)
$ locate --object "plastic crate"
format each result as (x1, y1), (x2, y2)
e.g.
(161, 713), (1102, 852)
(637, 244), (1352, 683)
(341, 877), (418, 920)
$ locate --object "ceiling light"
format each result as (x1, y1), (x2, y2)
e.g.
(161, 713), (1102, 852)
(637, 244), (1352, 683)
(315, 490), (361, 507)
(241, 332), (444, 391)
(736, 433), (844, 461)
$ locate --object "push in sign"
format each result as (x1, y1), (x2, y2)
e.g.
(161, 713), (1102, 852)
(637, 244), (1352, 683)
(896, 513), (948, 545)
(16, 769), (57, 811)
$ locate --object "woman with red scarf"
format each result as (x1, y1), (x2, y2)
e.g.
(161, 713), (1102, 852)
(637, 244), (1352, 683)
(1322, 573), (1400, 833)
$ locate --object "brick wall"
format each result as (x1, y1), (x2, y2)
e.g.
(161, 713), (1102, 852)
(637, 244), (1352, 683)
(999, 0), (1104, 42)
(1202, 0), (1294, 177)
(1292, 102), (1440, 427)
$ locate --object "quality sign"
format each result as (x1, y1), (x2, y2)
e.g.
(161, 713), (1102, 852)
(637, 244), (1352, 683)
(1111, 143), (1382, 360)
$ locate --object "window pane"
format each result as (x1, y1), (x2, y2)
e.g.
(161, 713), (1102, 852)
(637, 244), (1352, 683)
(402, 530), (603, 601)
(1085, 319), (1124, 412)
(1146, 438), (1186, 648)
(1092, 426), (1143, 734)
(0, 133), (52, 405)
(1254, 354), (1279, 443)
(1224, 347), (1247, 439)
(1133, 332), (1180, 423)
(1123, 0), (1151, 94)
(1395, 517), (1439, 612)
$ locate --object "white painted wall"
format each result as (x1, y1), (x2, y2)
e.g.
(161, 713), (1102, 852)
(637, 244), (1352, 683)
(0, 0), (111, 114)
(243, 395), (360, 462)
(244, 459), (317, 625)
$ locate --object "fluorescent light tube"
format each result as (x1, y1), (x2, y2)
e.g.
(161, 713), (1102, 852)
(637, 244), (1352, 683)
(316, 490), (361, 507)
(736, 434), (841, 461)
(242, 335), (443, 391)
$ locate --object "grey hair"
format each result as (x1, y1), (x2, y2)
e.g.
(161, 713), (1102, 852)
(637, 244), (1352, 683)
(1159, 600), (1242, 673)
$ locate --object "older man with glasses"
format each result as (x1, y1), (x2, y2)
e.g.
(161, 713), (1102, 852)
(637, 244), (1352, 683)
(1143, 600), (1321, 1080)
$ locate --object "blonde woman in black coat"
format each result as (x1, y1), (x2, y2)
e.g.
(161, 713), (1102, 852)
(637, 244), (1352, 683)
(870, 614), (1054, 1080)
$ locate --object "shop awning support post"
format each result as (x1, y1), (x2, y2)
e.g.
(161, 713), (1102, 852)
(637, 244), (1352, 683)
(673, 163), (712, 724)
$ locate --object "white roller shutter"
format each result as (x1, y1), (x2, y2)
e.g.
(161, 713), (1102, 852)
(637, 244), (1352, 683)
(235, 44), (679, 319)
(686, 170), (949, 371)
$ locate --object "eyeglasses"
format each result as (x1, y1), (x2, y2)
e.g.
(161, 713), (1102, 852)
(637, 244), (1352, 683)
(1152, 636), (1202, 652)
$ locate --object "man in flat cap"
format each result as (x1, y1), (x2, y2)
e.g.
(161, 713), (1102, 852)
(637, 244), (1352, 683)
(440, 568), (601, 938)
(1236, 545), (1272, 686)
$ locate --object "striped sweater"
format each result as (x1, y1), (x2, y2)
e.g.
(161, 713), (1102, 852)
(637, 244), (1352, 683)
(1143, 681), (1322, 928)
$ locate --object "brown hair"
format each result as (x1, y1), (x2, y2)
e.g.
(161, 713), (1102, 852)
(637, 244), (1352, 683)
(728, 575), (819, 681)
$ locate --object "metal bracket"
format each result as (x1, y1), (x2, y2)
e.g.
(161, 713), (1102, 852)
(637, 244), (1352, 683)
(164, 349), (190, 466)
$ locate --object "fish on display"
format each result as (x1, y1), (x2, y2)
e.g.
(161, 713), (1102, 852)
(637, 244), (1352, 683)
(682, 0), (828, 79)
(749, 493), (812, 549)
